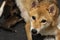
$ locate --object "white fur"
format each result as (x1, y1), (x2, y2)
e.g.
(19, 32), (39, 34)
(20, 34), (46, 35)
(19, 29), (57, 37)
(57, 15), (60, 30)
(16, 0), (30, 22)
(0, 1), (6, 17)
(30, 22), (34, 31)
(40, 29), (56, 35)
(44, 37), (55, 40)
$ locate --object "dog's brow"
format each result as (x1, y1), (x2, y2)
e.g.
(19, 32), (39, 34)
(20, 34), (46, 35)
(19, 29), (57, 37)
(38, 0), (43, 3)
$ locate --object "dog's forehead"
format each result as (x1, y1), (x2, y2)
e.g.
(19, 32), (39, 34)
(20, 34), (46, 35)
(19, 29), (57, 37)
(39, 2), (50, 9)
(29, 7), (49, 17)
(29, 1), (52, 17)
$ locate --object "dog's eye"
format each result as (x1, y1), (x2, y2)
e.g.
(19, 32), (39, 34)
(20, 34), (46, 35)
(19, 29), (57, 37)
(41, 19), (46, 23)
(32, 16), (36, 20)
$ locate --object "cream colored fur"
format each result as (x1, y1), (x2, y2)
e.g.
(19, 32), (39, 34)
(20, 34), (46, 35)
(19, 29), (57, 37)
(16, 0), (30, 22)
(0, 1), (6, 17)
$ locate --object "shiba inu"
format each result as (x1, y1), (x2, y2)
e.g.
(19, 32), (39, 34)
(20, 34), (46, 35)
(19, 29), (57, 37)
(16, 0), (60, 40)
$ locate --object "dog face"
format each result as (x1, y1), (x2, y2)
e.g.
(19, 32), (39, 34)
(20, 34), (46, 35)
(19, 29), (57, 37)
(29, 1), (58, 35)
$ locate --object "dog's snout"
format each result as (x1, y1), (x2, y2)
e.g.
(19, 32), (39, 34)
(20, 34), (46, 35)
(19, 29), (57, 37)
(31, 29), (37, 35)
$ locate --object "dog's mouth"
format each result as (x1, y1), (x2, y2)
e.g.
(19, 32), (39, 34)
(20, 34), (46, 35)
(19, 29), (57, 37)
(31, 29), (40, 35)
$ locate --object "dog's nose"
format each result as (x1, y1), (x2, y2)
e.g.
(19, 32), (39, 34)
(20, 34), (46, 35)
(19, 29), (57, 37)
(31, 29), (37, 35)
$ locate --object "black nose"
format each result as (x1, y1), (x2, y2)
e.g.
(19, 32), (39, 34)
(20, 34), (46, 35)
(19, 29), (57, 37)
(31, 29), (37, 35)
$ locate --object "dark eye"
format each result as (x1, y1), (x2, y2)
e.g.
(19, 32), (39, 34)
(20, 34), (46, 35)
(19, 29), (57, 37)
(41, 19), (46, 23)
(32, 16), (36, 20)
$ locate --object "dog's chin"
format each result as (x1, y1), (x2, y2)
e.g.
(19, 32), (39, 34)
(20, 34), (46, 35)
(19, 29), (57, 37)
(32, 33), (41, 37)
(32, 32), (40, 36)
(32, 33), (37, 35)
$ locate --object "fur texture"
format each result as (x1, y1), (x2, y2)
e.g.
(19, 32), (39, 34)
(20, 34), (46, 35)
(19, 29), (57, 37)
(16, 0), (60, 40)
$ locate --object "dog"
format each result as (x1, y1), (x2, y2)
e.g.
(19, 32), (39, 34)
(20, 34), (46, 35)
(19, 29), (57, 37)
(16, 0), (60, 40)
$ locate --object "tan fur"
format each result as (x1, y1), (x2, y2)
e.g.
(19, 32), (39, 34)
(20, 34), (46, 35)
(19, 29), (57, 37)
(16, 0), (60, 40)
(29, 1), (60, 40)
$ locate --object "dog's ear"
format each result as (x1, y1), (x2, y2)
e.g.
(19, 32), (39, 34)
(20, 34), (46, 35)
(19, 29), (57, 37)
(31, 0), (38, 8)
(32, 1), (36, 7)
(48, 4), (56, 16)
(31, 0), (43, 8)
